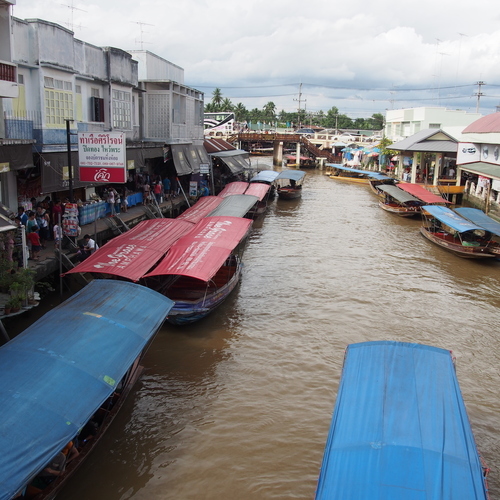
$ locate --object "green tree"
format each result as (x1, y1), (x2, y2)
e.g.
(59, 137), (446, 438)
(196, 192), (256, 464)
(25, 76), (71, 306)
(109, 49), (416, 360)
(263, 101), (277, 121)
(367, 113), (384, 130)
(234, 102), (248, 122)
(211, 87), (223, 110)
(221, 98), (233, 111)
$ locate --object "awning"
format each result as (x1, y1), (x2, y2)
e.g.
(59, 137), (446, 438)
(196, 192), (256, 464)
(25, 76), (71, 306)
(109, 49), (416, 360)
(250, 170), (279, 183)
(244, 182), (271, 201)
(207, 194), (259, 217)
(218, 181), (249, 198)
(398, 183), (451, 204)
(144, 216), (252, 282)
(378, 185), (421, 204)
(0, 143), (34, 171)
(210, 149), (250, 174)
(455, 207), (500, 237)
(203, 138), (235, 153)
(171, 144), (193, 176)
(315, 341), (488, 500)
(458, 161), (500, 181)
(65, 219), (193, 281)
(0, 280), (173, 500)
(422, 205), (485, 233)
(39, 151), (88, 194)
(126, 146), (164, 171)
(176, 196), (224, 224)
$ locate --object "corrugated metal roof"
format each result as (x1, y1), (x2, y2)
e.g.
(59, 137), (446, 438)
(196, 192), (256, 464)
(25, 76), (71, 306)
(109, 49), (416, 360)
(390, 129), (457, 152)
(204, 138), (235, 153)
(457, 161), (500, 180)
(462, 113), (500, 134)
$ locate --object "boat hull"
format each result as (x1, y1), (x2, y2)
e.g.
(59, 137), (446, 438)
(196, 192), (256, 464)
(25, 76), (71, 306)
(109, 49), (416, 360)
(165, 257), (242, 325)
(277, 188), (302, 199)
(419, 226), (496, 259)
(378, 201), (420, 217)
(329, 175), (370, 184)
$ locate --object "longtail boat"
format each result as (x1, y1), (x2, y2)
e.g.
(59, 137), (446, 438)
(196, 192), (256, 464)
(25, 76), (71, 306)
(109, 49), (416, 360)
(275, 170), (306, 199)
(377, 184), (423, 217)
(420, 205), (497, 259)
(0, 280), (173, 500)
(315, 341), (490, 500)
(143, 216), (252, 324)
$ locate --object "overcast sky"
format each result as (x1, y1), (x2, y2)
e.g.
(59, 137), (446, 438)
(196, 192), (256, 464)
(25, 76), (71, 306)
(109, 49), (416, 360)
(11, 0), (500, 118)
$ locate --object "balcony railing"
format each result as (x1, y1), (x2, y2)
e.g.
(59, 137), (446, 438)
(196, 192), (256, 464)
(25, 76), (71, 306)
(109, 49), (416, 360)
(0, 61), (16, 83)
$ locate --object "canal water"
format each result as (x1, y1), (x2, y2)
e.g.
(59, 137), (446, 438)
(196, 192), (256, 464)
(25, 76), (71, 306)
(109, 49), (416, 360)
(56, 161), (499, 499)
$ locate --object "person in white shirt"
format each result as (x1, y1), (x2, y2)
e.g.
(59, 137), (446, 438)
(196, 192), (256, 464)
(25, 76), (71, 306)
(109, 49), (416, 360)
(83, 234), (99, 256)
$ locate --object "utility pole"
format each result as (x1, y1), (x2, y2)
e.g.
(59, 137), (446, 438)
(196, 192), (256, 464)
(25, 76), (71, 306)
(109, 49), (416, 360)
(475, 81), (485, 113)
(294, 83), (306, 128)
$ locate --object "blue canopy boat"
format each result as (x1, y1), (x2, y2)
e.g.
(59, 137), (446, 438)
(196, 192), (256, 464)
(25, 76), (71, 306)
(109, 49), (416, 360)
(0, 280), (174, 500)
(315, 341), (490, 500)
(420, 205), (497, 259)
(250, 170), (279, 184)
(275, 170), (306, 199)
(454, 207), (500, 256)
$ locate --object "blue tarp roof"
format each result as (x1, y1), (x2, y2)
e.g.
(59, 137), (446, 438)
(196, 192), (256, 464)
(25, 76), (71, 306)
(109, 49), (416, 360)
(250, 170), (279, 183)
(455, 207), (500, 237)
(0, 280), (174, 500)
(327, 164), (388, 179)
(422, 205), (486, 233)
(275, 169), (306, 182)
(315, 341), (488, 500)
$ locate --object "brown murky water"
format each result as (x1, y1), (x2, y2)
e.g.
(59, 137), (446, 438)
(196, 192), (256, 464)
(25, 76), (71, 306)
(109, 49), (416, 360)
(55, 162), (499, 499)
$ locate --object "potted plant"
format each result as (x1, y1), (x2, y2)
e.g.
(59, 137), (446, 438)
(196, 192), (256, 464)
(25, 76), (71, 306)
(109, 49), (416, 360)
(4, 296), (22, 314)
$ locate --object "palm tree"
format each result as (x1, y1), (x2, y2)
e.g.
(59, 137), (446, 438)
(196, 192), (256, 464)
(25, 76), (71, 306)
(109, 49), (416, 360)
(234, 102), (247, 122)
(263, 101), (276, 121)
(212, 88), (223, 110)
(221, 98), (233, 111)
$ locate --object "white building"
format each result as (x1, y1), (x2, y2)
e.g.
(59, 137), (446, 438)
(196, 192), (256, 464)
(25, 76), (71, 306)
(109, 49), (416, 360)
(385, 107), (482, 143)
(0, 16), (205, 210)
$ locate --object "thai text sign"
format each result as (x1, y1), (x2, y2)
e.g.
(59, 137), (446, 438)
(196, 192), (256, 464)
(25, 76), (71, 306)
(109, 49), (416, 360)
(78, 132), (126, 183)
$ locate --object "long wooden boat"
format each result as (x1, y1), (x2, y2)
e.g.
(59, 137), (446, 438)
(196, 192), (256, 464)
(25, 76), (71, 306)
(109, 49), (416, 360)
(397, 182), (451, 205)
(243, 182), (272, 218)
(0, 280), (173, 500)
(420, 205), (497, 259)
(207, 193), (260, 219)
(143, 216), (252, 325)
(276, 169), (306, 199)
(377, 184), (423, 217)
(328, 164), (390, 184)
(368, 176), (398, 197)
(315, 341), (490, 500)
(455, 207), (500, 256)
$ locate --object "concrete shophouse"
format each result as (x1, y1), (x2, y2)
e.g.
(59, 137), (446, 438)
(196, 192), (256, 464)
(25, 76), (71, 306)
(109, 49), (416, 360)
(0, 0), (32, 211)
(385, 107), (482, 143)
(456, 113), (500, 217)
(1, 16), (205, 211)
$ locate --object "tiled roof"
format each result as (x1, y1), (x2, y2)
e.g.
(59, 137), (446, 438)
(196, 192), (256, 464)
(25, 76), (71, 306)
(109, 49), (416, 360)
(462, 113), (500, 134)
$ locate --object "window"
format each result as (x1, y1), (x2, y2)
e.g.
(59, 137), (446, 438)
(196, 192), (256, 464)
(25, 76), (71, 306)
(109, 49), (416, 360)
(112, 89), (131, 129)
(18, 74), (24, 85)
(429, 123), (441, 129)
(45, 89), (74, 126)
(75, 85), (81, 94)
(91, 88), (100, 98)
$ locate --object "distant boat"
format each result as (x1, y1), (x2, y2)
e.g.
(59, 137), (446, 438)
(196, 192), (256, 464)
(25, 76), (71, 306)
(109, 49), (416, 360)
(276, 170), (306, 199)
(420, 205), (497, 259)
(328, 164), (388, 184)
(0, 280), (173, 500)
(315, 341), (490, 500)
(377, 184), (423, 217)
(143, 216), (252, 324)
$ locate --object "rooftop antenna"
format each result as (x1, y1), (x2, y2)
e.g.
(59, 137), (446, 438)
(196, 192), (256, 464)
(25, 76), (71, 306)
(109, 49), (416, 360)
(132, 21), (154, 50)
(294, 83), (306, 128)
(60, 1), (87, 32)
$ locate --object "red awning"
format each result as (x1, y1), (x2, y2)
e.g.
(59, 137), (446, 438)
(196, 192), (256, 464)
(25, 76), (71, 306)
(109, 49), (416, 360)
(244, 182), (270, 201)
(398, 183), (451, 204)
(65, 219), (193, 281)
(218, 182), (249, 198)
(176, 196), (223, 224)
(144, 216), (252, 282)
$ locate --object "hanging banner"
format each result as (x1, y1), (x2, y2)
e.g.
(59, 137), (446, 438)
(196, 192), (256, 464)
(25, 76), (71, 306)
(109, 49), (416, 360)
(78, 132), (126, 183)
